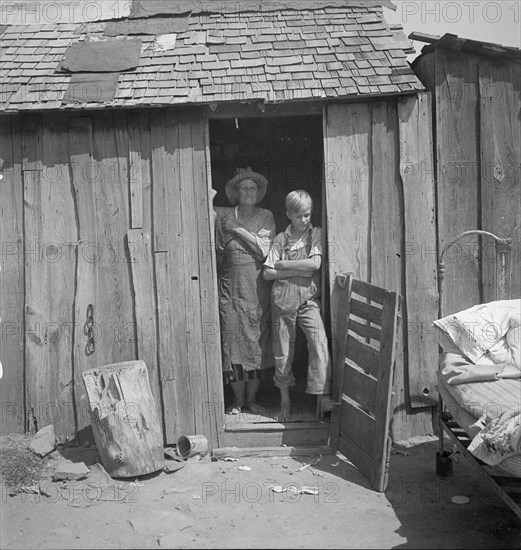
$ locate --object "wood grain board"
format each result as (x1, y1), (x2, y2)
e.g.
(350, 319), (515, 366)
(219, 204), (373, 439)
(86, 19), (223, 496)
(0, 116), (25, 435)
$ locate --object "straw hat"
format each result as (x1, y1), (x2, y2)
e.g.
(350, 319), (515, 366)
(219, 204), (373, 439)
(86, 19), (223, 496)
(225, 167), (268, 205)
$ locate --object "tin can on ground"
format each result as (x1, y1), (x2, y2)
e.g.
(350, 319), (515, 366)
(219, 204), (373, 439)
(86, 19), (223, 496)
(177, 434), (209, 459)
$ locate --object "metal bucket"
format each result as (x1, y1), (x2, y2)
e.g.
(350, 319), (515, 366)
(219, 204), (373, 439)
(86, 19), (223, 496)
(177, 435), (209, 459)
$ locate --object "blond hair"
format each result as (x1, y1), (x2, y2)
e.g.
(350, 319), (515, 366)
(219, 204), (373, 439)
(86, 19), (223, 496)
(286, 190), (313, 213)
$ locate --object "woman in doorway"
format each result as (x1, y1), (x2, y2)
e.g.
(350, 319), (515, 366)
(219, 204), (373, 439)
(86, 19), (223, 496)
(216, 167), (276, 414)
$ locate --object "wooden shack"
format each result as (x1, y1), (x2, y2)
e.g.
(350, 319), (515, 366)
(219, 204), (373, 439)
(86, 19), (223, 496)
(411, 32), (521, 314)
(0, 0), (441, 452)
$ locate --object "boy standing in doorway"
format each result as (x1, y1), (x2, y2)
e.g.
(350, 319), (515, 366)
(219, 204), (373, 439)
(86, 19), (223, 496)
(263, 190), (334, 421)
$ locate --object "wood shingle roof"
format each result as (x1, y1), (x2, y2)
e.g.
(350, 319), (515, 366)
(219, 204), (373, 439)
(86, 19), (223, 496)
(0, 4), (423, 111)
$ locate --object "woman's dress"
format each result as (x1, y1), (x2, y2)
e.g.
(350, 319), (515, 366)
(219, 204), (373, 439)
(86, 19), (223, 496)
(217, 206), (275, 378)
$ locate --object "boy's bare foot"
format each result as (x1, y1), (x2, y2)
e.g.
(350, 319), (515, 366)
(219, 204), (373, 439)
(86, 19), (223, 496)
(277, 388), (291, 422)
(278, 399), (291, 422)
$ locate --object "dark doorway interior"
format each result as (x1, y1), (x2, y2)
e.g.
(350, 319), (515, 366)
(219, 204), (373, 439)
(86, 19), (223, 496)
(209, 115), (326, 423)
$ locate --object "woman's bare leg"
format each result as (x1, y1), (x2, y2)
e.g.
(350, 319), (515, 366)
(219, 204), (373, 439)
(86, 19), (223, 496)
(245, 379), (265, 413)
(226, 381), (246, 414)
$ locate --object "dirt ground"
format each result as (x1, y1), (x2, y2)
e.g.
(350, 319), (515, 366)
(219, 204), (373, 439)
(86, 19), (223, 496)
(1, 437), (520, 550)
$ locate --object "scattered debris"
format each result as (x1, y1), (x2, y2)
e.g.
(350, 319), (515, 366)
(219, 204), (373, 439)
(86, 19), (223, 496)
(238, 465), (251, 471)
(164, 460), (185, 473)
(451, 495), (470, 505)
(163, 447), (179, 461)
(391, 448), (410, 456)
(331, 462), (340, 467)
(291, 455), (323, 475)
(174, 501), (195, 515)
(268, 484), (319, 495)
(29, 425), (56, 458)
(451, 446), (463, 464)
(163, 487), (190, 495)
(88, 463), (113, 485)
(53, 463), (133, 508)
(52, 459), (90, 481)
(0, 433), (55, 495)
(222, 457), (239, 462)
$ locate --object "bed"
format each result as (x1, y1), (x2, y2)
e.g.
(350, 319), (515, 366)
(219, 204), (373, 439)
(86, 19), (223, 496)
(434, 231), (521, 520)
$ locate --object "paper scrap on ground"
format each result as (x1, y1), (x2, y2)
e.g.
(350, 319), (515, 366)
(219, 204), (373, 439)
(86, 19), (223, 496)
(451, 495), (470, 505)
(269, 485), (319, 495)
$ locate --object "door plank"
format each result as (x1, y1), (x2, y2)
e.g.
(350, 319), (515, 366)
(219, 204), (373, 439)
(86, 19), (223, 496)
(151, 109), (186, 441)
(24, 114), (77, 440)
(342, 365), (378, 414)
(0, 116), (25, 435)
(332, 274), (400, 492)
(70, 114), (134, 435)
(346, 335), (380, 378)
(127, 229), (162, 426)
(398, 93), (438, 407)
(190, 113), (224, 447)
(339, 399), (375, 456)
(350, 298), (383, 326)
(324, 103), (371, 281)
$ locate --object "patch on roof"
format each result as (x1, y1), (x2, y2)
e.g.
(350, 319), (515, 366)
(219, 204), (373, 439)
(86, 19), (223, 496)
(0, 4), (423, 112)
(59, 39), (142, 72)
(104, 15), (190, 36)
(63, 73), (119, 103)
(154, 33), (177, 52)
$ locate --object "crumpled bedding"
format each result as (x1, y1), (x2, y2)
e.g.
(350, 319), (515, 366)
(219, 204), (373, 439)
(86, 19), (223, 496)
(468, 409), (521, 466)
(434, 299), (521, 467)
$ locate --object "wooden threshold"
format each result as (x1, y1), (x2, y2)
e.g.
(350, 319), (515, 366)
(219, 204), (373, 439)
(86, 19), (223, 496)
(225, 420), (328, 431)
(221, 419), (331, 448)
(212, 445), (333, 459)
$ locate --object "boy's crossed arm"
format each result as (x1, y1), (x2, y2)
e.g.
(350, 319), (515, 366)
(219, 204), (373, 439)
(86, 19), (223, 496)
(263, 255), (321, 280)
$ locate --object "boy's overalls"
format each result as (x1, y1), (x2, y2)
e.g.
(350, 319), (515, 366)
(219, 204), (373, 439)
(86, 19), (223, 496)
(268, 226), (332, 395)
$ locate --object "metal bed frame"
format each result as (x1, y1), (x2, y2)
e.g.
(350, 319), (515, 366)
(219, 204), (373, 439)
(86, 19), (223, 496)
(435, 229), (521, 521)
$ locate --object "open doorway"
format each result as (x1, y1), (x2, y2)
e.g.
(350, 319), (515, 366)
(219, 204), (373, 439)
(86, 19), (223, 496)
(209, 115), (326, 425)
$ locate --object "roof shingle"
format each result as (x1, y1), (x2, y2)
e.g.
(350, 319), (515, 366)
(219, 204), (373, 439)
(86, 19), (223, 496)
(0, 5), (423, 111)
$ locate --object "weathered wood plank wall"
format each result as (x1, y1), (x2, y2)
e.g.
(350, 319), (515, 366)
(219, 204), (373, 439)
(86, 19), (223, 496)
(69, 113), (135, 436)
(0, 116), (25, 434)
(434, 49), (481, 314)
(324, 94), (437, 441)
(398, 93), (439, 410)
(370, 101), (408, 440)
(414, 48), (521, 308)
(480, 58), (521, 301)
(0, 108), (222, 446)
(151, 108), (223, 448)
(23, 115), (77, 438)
